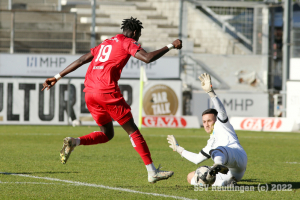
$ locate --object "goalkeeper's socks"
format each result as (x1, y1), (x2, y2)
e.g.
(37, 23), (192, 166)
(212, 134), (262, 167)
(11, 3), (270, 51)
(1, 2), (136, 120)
(78, 131), (109, 145)
(129, 130), (153, 165)
(211, 150), (227, 165)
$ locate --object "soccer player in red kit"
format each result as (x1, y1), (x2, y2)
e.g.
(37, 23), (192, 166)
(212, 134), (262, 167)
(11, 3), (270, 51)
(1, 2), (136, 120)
(42, 17), (182, 183)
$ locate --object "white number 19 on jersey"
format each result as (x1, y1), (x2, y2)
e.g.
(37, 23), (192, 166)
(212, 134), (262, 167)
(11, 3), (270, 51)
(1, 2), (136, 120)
(95, 45), (112, 62)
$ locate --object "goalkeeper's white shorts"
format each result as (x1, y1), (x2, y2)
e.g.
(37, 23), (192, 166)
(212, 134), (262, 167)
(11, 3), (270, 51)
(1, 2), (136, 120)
(191, 145), (247, 186)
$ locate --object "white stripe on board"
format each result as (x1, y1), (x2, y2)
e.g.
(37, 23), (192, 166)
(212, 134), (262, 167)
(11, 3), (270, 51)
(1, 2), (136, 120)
(0, 172), (197, 200)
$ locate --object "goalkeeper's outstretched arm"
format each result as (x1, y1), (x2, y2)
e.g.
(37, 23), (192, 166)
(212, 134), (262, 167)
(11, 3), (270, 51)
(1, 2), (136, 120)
(199, 73), (228, 121)
(210, 95), (228, 122)
(181, 149), (209, 164)
(167, 135), (208, 164)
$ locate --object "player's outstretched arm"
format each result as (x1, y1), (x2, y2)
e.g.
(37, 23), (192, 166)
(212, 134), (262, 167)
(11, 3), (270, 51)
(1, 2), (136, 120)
(167, 135), (208, 164)
(198, 73), (228, 121)
(134, 39), (182, 63)
(41, 52), (94, 91)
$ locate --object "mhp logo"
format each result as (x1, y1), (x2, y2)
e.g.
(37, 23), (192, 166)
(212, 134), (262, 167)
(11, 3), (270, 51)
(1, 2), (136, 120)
(27, 56), (66, 67)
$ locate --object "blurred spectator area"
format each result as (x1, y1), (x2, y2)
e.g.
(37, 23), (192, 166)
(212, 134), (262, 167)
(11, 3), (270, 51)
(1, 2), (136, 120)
(0, 0), (180, 55)
(0, 10), (79, 54)
(0, 0), (299, 56)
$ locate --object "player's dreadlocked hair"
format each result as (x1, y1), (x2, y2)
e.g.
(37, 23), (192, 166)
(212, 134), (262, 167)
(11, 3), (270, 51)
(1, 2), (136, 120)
(121, 17), (143, 33)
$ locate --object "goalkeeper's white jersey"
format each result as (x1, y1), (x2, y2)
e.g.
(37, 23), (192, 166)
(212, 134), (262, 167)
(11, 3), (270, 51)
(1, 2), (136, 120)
(201, 96), (243, 157)
(202, 118), (242, 156)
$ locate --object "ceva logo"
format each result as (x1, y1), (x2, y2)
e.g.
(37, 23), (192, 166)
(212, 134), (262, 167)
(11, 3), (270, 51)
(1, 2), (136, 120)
(240, 118), (282, 130)
(142, 116), (187, 127)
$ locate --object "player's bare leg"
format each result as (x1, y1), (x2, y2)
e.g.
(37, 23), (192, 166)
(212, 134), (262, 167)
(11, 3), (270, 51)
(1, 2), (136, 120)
(60, 122), (114, 164)
(121, 117), (174, 183)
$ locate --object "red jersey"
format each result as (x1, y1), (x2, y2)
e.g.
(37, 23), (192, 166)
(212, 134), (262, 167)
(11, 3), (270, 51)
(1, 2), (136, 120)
(83, 34), (142, 93)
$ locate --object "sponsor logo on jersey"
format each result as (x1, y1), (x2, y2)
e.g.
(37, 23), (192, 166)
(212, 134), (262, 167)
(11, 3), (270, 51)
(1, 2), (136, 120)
(93, 66), (104, 69)
(108, 38), (119, 42)
(104, 37), (118, 42)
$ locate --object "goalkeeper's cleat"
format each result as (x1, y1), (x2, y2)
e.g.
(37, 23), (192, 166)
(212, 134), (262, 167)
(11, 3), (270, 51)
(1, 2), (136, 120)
(60, 137), (76, 164)
(148, 165), (174, 184)
(206, 164), (229, 182)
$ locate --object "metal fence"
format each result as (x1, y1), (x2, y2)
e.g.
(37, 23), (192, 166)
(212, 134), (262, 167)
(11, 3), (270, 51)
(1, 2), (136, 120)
(211, 6), (254, 41)
(185, 0), (270, 55)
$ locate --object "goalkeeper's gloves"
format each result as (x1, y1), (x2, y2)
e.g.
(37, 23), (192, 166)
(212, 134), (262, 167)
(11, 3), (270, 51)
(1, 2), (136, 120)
(167, 135), (184, 155)
(198, 73), (216, 98)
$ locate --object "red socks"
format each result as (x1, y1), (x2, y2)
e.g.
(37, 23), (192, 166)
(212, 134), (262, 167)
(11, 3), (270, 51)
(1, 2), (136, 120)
(79, 131), (109, 145)
(78, 130), (153, 166)
(129, 130), (153, 165)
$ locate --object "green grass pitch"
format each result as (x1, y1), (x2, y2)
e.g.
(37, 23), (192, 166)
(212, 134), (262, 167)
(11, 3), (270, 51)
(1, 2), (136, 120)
(0, 125), (299, 199)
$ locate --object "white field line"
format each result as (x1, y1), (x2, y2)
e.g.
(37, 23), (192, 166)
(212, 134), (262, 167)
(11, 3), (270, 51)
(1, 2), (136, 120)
(147, 135), (209, 138)
(0, 172), (197, 200)
(14, 133), (56, 135)
(146, 135), (296, 139)
(0, 133), (270, 139)
(147, 135), (267, 139)
(0, 181), (64, 185)
(0, 133), (60, 136)
(285, 162), (300, 164)
(0, 133), (293, 139)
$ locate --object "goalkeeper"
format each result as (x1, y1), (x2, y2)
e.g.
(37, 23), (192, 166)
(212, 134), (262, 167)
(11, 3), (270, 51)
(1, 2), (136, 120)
(167, 73), (247, 186)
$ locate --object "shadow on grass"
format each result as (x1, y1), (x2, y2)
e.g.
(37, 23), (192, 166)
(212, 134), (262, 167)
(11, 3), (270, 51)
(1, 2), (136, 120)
(270, 182), (300, 190)
(231, 179), (300, 190)
(240, 179), (259, 183)
(118, 180), (300, 191)
(117, 185), (195, 191)
(234, 181), (300, 191)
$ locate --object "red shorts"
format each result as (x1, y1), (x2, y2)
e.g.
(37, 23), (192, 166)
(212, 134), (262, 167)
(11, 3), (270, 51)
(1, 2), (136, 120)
(85, 91), (132, 126)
